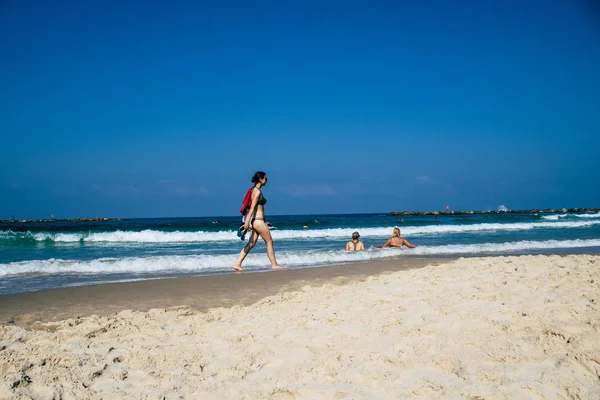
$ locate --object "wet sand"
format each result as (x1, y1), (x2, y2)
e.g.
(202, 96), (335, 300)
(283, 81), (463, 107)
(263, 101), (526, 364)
(0, 257), (451, 328)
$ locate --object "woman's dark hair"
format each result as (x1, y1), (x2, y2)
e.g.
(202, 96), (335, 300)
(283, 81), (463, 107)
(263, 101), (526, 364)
(251, 171), (266, 184)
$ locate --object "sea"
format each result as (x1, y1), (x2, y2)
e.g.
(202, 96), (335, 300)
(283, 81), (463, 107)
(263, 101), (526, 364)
(1, 212), (600, 295)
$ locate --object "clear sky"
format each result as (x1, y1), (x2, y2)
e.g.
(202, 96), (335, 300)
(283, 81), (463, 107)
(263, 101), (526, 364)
(1, 0), (599, 218)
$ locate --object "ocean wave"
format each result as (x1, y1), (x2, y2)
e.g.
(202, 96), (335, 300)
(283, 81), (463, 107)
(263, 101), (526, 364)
(2, 238), (599, 277)
(2, 219), (600, 244)
(541, 215), (560, 221)
(542, 212), (600, 221)
(410, 238), (600, 255)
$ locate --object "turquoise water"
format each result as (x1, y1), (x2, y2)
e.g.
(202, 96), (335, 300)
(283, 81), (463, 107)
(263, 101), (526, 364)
(1, 212), (600, 294)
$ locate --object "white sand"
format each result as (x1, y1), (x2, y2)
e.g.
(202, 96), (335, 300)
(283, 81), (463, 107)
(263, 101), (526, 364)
(1, 254), (599, 399)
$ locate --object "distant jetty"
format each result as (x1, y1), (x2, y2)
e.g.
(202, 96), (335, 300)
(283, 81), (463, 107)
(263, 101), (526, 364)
(0, 217), (122, 224)
(388, 207), (600, 216)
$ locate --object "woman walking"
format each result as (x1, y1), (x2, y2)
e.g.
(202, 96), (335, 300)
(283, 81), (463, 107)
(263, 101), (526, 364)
(233, 171), (285, 272)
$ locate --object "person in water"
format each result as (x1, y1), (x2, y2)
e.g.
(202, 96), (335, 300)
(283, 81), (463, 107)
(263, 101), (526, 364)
(233, 171), (285, 272)
(376, 227), (416, 248)
(345, 231), (365, 251)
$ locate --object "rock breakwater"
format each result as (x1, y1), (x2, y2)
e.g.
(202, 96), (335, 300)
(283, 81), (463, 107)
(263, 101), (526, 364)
(388, 207), (600, 216)
(0, 217), (122, 224)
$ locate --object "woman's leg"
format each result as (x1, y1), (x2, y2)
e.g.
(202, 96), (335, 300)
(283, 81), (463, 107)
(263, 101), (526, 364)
(233, 229), (259, 271)
(253, 221), (285, 269)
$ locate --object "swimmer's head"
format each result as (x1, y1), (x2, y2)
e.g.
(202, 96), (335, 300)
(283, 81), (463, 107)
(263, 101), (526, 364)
(393, 227), (400, 238)
(352, 231), (360, 240)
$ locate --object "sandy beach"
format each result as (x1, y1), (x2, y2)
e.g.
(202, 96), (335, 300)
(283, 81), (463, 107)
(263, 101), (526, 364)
(1, 254), (599, 399)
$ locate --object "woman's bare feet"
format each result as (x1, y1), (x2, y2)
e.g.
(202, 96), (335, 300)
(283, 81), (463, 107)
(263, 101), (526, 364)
(233, 265), (243, 272)
(271, 264), (286, 270)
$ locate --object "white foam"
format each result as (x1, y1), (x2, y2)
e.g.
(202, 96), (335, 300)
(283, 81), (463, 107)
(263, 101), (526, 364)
(398, 220), (600, 236)
(542, 215), (559, 220)
(542, 212), (600, 220)
(2, 238), (599, 277)
(409, 238), (600, 255)
(3, 218), (600, 244)
(574, 212), (600, 218)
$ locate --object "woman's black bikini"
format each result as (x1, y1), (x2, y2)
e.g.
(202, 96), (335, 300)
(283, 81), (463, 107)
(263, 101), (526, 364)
(250, 191), (267, 226)
(388, 238), (403, 248)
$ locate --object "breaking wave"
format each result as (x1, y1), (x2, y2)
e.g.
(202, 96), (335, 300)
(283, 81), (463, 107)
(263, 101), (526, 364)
(2, 219), (600, 245)
(2, 238), (599, 277)
(541, 212), (600, 221)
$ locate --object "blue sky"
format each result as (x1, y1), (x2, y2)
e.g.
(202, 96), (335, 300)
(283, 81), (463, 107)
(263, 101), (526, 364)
(1, 0), (599, 218)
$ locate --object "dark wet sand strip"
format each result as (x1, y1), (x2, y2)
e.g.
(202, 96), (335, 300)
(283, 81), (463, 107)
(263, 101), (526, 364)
(0, 257), (454, 328)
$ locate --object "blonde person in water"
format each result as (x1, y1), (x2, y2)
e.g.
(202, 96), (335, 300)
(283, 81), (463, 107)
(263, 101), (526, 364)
(376, 227), (417, 249)
(233, 171), (285, 272)
(346, 231), (365, 251)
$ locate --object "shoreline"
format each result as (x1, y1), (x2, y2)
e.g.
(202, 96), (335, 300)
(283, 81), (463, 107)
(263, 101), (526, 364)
(3, 248), (600, 325)
(0, 257), (453, 328)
